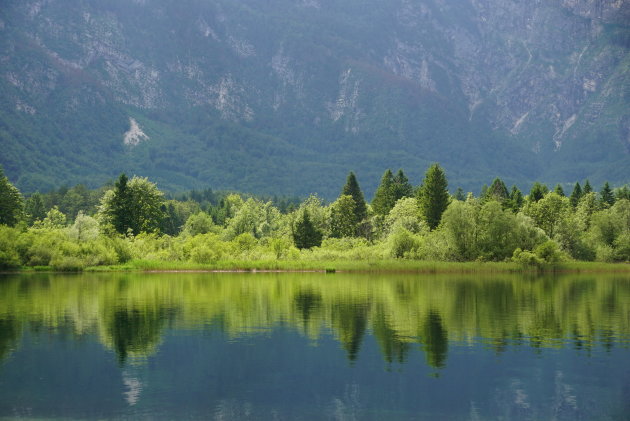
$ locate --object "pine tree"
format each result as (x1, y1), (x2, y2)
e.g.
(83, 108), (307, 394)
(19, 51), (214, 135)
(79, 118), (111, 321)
(392, 169), (414, 200)
(600, 182), (615, 208)
(528, 182), (549, 202)
(554, 184), (565, 197)
(507, 185), (524, 212)
(341, 172), (367, 224)
(615, 185), (630, 201)
(486, 177), (509, 202)
(293, 209), (323, 249)
(111, 173), (132, 234)
(25, 192), (46, 225)
(417, 163), (450, 230)
(0, 166), (24, 227)
(583, 179), (593, 194)
(569, 182), (583, 207)
(372, 169), (395, 216)
(454, 187), (466, 201)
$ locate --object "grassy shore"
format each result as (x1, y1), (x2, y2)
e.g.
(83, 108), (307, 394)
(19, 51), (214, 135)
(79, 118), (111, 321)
(6, 259), (630, 274)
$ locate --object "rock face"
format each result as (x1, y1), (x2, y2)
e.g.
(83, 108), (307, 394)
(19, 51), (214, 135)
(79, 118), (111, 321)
(0, 0), (628, 195)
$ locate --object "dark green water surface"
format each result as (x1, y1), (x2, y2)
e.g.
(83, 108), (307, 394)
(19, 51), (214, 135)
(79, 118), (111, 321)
(0, 272), (629, 420)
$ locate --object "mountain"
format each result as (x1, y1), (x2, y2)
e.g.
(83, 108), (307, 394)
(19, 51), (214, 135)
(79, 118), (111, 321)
(1, 0), (629, 198)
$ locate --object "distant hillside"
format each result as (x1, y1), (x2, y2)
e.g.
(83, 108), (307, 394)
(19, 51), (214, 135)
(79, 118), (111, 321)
(1, 0), (629, 198)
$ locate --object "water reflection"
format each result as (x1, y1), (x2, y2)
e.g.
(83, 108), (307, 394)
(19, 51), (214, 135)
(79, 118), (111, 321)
(0, 272), (628, 369)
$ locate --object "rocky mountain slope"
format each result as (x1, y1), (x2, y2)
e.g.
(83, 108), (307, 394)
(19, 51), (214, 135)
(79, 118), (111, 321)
(1, 0), (629, 197)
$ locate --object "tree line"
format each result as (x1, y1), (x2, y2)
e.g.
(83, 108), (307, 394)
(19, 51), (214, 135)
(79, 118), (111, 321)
(1, 164), (629, 269)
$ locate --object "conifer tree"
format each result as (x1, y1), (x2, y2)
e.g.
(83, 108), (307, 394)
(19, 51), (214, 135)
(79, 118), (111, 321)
(392, 169), (414, 200)
(554, 184), (565, 197)
(454, 187), (466, 201)
(528, 182), (549, 202)
(583, 179), (593, 194)
(600, 182), (615, 208)
(341, 172), (367, 224)
(293, 209), (323, 249)
(25, 192), (46, 225)
(615, 185), (630, 201)
(569, 182), (583, 208)
(0, 166), (24, 227)
(507, 185), (524, 212)
(486, 178), (509, 202)
(372, 169), (395, 216)
(417, 163), (450, 230)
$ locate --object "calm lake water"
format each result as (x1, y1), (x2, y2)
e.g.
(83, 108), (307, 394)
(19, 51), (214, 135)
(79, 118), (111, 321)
(0, 272), (629, 420)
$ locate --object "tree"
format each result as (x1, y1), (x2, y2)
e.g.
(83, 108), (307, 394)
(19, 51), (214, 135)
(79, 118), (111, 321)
(98, 174), (165, 235)
(293, 209), (323, 249)
(528, 182), (549, 203)
(417, 163), (450, 230)
(392, 169), (414, 200)
(330, 195), (357, 238)
(454, 187), (466, 201)
(25, 192), (46, 225)
(524, 192), (569, 238)
(341, 172), (367, 225)
(554, 184), (565, 197)
(0, 166), (24, 226)
(583, 179), (593, 194)
(569, 182), (583, 208)
(485, 177), (509, 202)
(600, 182), (615, 208)
(372, 169), (396, 216)
(616, 185), (630, 201)
(506, 185), (524, 212)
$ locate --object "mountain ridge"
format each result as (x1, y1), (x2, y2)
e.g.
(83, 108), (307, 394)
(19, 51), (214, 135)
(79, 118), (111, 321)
(1, 0), (628, 197)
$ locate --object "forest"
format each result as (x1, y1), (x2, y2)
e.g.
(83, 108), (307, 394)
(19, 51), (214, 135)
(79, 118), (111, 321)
(1, 164), (629, 271)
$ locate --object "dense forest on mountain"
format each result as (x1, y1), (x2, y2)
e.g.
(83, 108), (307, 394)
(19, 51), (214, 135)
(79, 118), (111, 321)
(1, 0), (629, 196)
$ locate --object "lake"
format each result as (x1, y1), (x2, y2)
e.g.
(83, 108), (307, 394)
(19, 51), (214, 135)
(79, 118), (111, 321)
(0, 272), (629, 420)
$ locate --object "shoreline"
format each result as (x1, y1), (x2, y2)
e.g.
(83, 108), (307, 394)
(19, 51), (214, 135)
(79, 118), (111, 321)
(3, 260), (630, 275)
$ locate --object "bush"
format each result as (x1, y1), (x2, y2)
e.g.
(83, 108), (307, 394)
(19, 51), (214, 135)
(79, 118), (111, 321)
(512, 248), (543, 268)
(0, 225), (21, 268)
(534, 240), (564, 263)
(389, 227), (421, 258)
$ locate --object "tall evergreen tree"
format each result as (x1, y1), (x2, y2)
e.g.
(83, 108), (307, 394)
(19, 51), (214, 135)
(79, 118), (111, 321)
(485, 177), (509, 202)
(0, 166), (24, 227)
(341, 172), (367, 224)
(372, 169), (395, 216)
(554, 184), (565, 197)
(417, 163), (450, 230)
(392, 169), (414, 200)
(600, 182), (615, 208)
(528, 182), (549, 202)
(569, 182), (583, 207)
(507, 185), (524, 212)
(583, 179), (593, 194)
(25, 192), (46, 225)
(454, 187), (466, 201)
(293, 209), (323, 249)
(615, 185), (630, 201)
(111, 173), (132, 234)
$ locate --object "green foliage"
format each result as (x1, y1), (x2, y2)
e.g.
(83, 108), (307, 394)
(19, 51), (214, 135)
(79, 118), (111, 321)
(583, 180), (593, 194)
(0, 225), (21, 268)
(599, 181), (615, 208)
(417, 163), (450, 230)
(372, 169), (396, 216)
(341, 172), (368, 228)
(553, 184), (565, 197)
(569, 182), (583, 207)
(523, 192), (570, 238)
(24, 192), (46, 225)
(98, 175), (165, 235)
(534, 240), (564, 263)
(330, 195), (358, 238)
(223, 198), (283, 240)
(484, 177), (509, 203)
(528, 182), (549, 203)
(388, 227), (422, 258)
(0, 166), (24, 226)
(293, 210), (323, 249)
(182, 212), (217, 237)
